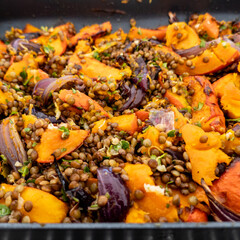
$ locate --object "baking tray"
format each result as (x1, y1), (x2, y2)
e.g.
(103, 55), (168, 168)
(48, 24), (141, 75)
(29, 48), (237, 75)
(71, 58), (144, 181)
(0, 0), (240, 239)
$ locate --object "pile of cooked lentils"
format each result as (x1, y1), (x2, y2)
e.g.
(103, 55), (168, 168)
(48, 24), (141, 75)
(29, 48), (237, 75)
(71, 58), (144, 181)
(0, 12), (239, 224)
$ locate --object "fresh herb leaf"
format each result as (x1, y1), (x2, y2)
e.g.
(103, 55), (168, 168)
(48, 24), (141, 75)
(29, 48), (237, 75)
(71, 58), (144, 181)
(84, 166), (90, 173)
(72, 88), (76, 94)
(26, 179), (35, 184)
(32, 142), (37, 147)
(18, 165), (29, 177)
(23, 75), (33, 86)
(43, 44), (54, 54)
(72, 197), (79, 202)
(199, 38), (206, 48)
(93, 51), (101, 61)
(137, 28), (142, 35)
(9, 119), (13, 124)
(0, 204), (11, 217)
(24, 128), (31, 133)
(162, 62), (168, 69)
(61, 188), (68, 202)
(167, 130), (176, 137)
(10, 111), (18, 116)
(226, 118), (240, 122)
(59, 126), (70, 133)
(103, 52), (111, 57)
(113, 143), (122, 152)
(220, 25), (227, 30)
(90, 204), (99, 208)
(105, 192), (111, 199)
(61, 148), (67, 153)
(52, 72), (58, 78)
(193, 102), (204, 111)
(122, 63), (127, 68)
(156, 153), (167, 165)
(180, 107), (191, 113)
(20, 69), (27, 80)
(121, 140), (130, 150)
(142, 126), (150, 133)
(195, 122), (202, 127)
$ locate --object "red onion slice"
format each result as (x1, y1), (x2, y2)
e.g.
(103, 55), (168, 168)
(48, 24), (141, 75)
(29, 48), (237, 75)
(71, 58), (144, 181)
(33, 75), (83, 104)
(201, 179), (240, 222)
(97, 167), (130, 222)
(0, 119), (27, 172)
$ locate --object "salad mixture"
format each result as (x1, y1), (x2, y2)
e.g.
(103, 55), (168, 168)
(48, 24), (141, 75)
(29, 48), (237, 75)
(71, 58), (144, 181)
(0, 12), (239, 224)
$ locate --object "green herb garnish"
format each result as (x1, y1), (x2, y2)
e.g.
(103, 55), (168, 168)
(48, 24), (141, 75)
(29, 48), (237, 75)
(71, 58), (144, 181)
(0, 204), (10, 217)
(193, 102), (204, 111)
(167, 130), (176, 137)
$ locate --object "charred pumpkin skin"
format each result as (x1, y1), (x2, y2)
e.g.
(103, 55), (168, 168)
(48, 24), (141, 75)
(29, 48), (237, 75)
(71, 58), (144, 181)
(184, 76), (226, 134)
(0, 184), (68, 223)
(180, 207), (208, 222)
(189, 13), (219, 39)
(70, 21), (112, 46)
(31, 23), (74, 56)
(211, 159), (240, 214)
(95, 28), (127, 46)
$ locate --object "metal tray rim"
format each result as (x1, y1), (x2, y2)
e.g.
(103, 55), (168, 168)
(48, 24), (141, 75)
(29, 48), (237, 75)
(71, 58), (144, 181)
(0, 222), (239, 229)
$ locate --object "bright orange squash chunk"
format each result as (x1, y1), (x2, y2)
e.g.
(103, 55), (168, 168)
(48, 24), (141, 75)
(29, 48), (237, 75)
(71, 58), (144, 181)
(59, 89), (109, 118)
(0, 184), (68, 223)
(110, 114), (138, 135)
(35, 128), (89, 163)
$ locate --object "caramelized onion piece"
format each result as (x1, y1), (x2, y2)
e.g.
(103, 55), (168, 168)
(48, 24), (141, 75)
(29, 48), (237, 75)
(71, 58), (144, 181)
(201, 179), (240, 222)
(97, 167), (130, 222)
(0, 118), (27, 172)
(33, 75), (83, 104)
(11, 39), (41, 53)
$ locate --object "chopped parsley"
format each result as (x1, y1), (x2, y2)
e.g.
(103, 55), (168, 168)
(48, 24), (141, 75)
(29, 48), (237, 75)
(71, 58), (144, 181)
(61, 148), (67, 153)
(167, 130), (176, 137)
(195, 122), (202, 127)
(93, 51), (101, 61)
(20, 69), (27, 80)
(199, 38), (206, 48)
(24, 128), (31, 132)
(72, 88), (76, 94)
(0, 205), (11, 217)
(84, 166), (90, 173)
(137, 28), (142, 35)
(193, 102), (204, 111)
(43, 44), (54, 54)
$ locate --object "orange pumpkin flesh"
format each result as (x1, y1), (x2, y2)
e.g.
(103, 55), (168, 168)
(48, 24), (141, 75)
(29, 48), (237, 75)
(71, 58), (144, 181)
(0, 184), (68, 223)
(35, 128), (89, 163)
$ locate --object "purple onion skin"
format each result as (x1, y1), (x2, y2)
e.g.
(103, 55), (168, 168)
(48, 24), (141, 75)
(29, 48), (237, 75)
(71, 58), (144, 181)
(132, 56), (148, 92)
(174, 35), (240, 57)
(201, 179), (240, 222)
(97, 168), (130, 222)
(128, 88), (145, 109)
(11, 39), (41, 53)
